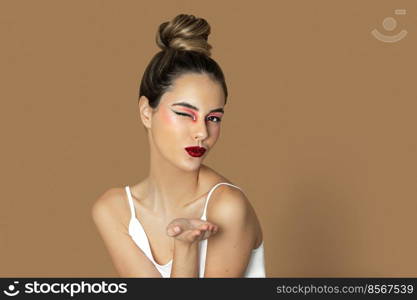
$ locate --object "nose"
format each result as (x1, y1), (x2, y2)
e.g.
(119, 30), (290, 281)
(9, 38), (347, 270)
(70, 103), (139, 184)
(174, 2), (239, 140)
(193, 120), (209, 145)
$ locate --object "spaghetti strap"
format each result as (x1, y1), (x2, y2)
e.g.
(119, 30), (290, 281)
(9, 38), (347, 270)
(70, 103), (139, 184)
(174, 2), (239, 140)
(201, 182), (243, 220)
(125, 186), (136, 220)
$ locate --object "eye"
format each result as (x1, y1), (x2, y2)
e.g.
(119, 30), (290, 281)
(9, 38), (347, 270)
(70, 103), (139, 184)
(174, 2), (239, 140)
(174, 111), (221, 123)
(174, 111), (193, 119)
(207, 116), (222, 123)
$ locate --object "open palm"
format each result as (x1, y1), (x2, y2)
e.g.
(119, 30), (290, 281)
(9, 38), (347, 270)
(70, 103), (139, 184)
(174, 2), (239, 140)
(166, 218), (219, 243)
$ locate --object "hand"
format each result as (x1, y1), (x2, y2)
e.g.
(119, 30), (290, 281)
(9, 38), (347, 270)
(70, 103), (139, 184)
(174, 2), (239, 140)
(166, 218), (219, 244)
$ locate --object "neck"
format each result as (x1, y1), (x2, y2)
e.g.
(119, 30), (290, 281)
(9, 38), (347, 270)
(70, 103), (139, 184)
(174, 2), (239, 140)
(144, 141), (204, 217)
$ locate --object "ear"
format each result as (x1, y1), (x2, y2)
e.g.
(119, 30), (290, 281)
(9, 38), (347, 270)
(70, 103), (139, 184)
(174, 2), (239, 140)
(138, 96), (153, 129)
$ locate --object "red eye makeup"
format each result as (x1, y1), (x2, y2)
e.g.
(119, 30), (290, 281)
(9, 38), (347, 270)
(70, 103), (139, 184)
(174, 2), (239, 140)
(170, 101), (224, 123)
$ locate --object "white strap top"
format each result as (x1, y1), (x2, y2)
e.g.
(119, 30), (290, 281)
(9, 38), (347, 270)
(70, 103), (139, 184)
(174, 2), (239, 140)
(125, 182), (265, 277)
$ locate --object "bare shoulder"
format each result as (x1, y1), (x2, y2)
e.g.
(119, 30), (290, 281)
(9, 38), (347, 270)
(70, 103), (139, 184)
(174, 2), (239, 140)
(204, 178), (264, 248)
(91, 187), (130, 232)
(207, 183), (253, 220)
(90, 186), (162, 277)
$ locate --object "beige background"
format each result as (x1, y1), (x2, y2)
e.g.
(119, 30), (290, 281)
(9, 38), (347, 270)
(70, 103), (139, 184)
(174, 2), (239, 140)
(1, 0), (416, 277)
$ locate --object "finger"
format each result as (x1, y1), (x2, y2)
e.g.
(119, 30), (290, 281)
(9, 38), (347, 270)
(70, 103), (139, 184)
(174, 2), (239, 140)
(210, 228), (218, 236)
(207, 223), (216, 230)
(168, 226), (181, 237)
(194, 230), (202, 238)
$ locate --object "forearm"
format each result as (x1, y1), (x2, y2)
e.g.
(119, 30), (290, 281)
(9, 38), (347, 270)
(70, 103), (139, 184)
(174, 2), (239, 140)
(170, 240), (199, 277)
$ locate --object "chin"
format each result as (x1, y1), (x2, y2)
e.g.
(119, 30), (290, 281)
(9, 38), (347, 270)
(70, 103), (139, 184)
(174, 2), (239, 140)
(178, 157), (204, 172)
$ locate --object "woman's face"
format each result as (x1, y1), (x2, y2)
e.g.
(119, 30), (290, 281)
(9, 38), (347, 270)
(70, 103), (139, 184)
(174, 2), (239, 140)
(145, 73), (226, 171)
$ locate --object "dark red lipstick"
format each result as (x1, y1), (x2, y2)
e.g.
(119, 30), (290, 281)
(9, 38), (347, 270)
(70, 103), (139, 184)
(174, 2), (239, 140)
(185, 146), (206, 157)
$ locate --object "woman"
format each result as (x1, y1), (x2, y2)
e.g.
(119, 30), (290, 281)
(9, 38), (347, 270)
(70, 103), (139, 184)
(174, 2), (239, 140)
(91, 14), (265, 278)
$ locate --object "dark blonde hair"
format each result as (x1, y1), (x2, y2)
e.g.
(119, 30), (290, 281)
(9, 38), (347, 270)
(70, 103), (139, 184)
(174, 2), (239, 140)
(139, 14), (228, 108)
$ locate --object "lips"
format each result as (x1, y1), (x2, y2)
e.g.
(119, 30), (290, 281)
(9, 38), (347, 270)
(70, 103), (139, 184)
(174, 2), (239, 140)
(185, 146), (206, 157)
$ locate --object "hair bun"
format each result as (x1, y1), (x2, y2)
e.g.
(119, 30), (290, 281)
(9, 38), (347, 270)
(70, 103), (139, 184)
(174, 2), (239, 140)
(156, 14), (212, 56)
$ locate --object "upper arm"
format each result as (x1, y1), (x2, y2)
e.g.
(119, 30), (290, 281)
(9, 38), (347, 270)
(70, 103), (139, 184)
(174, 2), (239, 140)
(91, 188), (161, 278)
(203, 187), (258, 277)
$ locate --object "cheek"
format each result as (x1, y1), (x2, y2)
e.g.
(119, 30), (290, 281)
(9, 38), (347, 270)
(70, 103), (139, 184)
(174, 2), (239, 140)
(160, 107), (175, 125)
(208, 123), (221, 138)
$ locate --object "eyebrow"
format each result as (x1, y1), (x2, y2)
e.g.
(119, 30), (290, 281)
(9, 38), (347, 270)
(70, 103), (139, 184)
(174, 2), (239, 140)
(171, 101), (224, 114)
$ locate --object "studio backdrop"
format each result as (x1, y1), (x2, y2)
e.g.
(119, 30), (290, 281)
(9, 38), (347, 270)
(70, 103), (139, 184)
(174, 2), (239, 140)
(1, 0), (416, 277)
